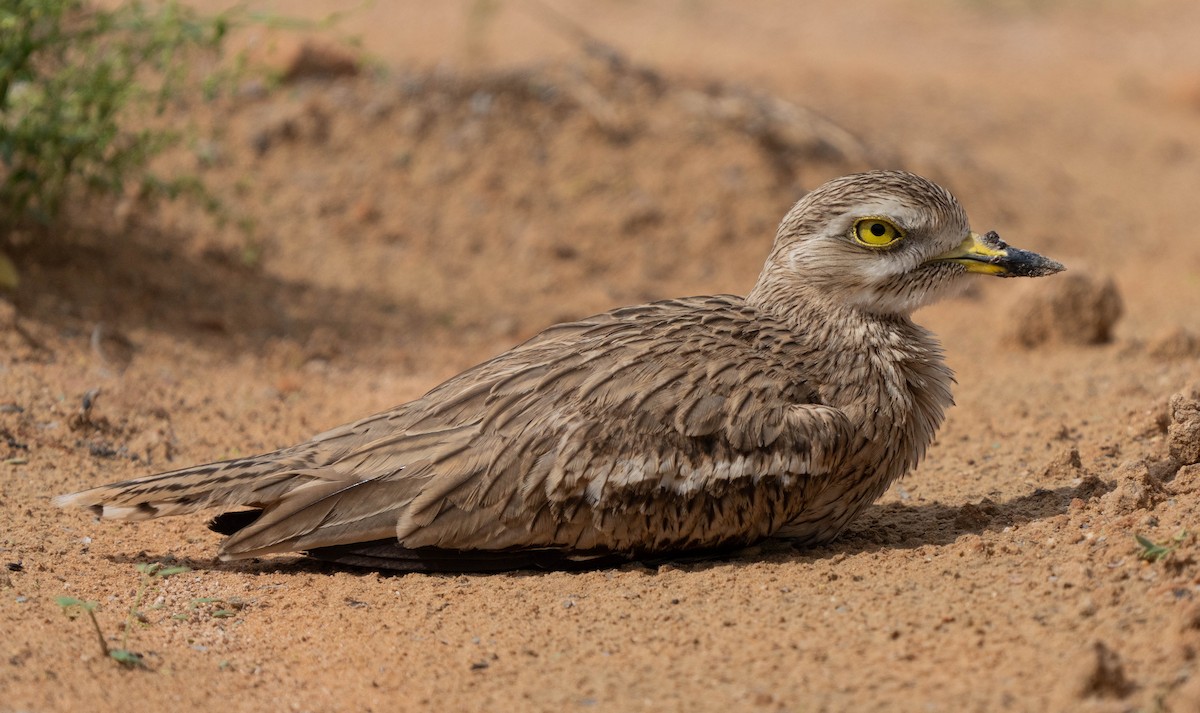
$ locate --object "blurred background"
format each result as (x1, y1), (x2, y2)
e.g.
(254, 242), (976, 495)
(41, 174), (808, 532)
(12, 0), (1200, 364)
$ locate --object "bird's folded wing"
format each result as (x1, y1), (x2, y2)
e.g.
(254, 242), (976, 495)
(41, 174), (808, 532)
(216, 298), (858, 559)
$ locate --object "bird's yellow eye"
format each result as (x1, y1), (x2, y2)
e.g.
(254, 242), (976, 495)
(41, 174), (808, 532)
(853, 217), (904, 247)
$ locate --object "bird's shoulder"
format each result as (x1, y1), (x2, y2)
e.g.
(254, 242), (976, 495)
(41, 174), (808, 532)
(323, 295), (826, 445)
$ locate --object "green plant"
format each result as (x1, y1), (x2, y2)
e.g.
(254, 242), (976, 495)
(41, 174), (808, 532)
(56, 561), (191, 668)
(0, 1), (237, 229)
(55, 596), (137, 665)
(1135, 530), (1187, 562)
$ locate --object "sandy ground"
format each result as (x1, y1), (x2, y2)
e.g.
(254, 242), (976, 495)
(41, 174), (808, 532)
(4, 1), (1200, 711)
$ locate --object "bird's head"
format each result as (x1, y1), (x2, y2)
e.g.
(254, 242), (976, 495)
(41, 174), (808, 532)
(752, 170), (1064, 316)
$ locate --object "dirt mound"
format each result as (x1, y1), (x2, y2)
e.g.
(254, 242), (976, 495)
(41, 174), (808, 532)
(205, 54), (887, 332)
(1005, 272), (1123, 348)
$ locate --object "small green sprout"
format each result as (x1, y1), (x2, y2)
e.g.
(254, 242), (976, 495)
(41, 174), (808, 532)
(1135, 530), (1188, 562)
(55, 596), (144, 668)
(55, 561), (192, 669)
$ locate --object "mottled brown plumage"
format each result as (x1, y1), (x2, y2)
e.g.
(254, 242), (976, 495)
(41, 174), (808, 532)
(55, 171), (1063, 571)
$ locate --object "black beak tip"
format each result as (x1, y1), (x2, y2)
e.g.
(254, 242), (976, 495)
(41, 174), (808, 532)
(982, 232), (1065, 278)
(1005, 249), (1066, 278)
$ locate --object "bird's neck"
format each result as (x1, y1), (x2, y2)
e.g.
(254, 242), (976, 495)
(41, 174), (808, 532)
(747, 275), (956, 473)
(747, 275), (919, 364)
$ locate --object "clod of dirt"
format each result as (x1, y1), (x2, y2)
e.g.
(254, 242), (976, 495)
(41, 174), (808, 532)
(1099, 459), (1166, 518)
(1168, 386), (1200, 466)
(953, 500), (998, 531)
(1039, 448), (1117, 507)
(1172, 464), (1200, 494)
(1074, 642), (1135, 700)
(1072, 475), (1113, 503)
(1005, 273), (1123, 348)
(281, 41), (360, 82)
(1146, 326), (1200, 360)
(1041, 446), (1085, 480)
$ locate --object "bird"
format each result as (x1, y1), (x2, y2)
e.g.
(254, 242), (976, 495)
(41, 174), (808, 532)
(56, 171), (1064, 571)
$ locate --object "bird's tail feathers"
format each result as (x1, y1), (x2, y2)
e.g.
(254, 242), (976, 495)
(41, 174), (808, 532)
(53, 451), (321, 521)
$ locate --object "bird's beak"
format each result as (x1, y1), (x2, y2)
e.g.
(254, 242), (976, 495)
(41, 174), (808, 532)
(930, 231), (1065, 277)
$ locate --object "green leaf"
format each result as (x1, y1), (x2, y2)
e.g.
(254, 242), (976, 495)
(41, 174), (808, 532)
(1135, 534), (1174, 562)
(109, 648), (146, 668)
(55, 596), (96, 611)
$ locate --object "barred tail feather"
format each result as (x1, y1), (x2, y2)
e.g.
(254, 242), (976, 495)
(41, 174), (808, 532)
(53, 451), (321, 521)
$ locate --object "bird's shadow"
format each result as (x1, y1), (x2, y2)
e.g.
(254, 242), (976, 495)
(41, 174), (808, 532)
(809, 476), (1112, 559)
(101, 477), (1112, 578)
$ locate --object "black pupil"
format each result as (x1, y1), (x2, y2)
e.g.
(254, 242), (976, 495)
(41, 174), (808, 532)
(870, 223), (887, 237)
